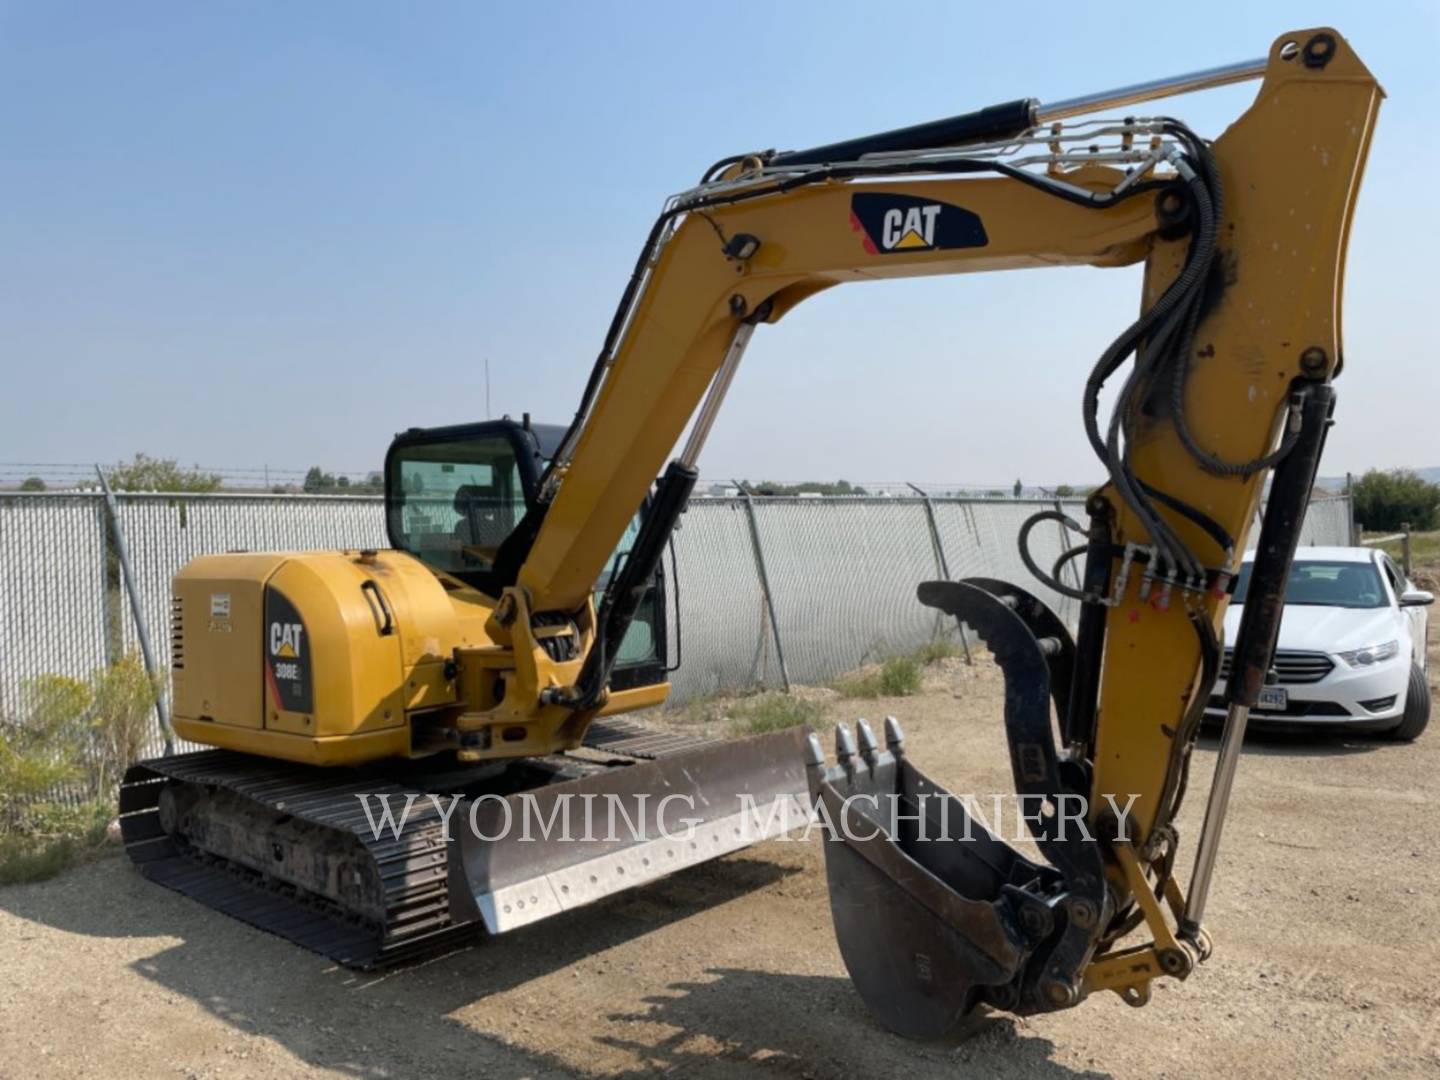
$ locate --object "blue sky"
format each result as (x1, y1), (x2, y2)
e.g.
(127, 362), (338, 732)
(2, 2), (1436, 485)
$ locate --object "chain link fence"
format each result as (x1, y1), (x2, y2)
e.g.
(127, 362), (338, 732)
(1, 490), (1354, 796)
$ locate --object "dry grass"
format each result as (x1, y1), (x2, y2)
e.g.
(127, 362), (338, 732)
(723, 693), (825, 736)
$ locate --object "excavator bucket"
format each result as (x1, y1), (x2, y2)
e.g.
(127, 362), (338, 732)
(805, 579), (1108, 1037)
(448, 723), (813, 933)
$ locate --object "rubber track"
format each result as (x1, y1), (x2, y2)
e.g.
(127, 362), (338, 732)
(119, 717), (711, 968)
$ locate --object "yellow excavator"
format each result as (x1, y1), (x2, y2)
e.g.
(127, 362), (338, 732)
(122, 28), (1380, 1036)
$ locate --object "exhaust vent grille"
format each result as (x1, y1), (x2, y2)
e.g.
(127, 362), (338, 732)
(170, 596), (184, 670)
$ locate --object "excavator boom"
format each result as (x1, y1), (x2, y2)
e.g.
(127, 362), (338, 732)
(478, 26), (1379, 1027)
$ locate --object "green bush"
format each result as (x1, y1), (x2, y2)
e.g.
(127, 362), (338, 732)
(0, 655), (158, 883)
(833, 656), (923, 699)
(1353, 469), (1440, 532)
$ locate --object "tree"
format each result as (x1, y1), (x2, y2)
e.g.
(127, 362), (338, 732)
(19, 477), (45, 492)
(107, 453), (221, 493)
(303, 468), (381, 494)
(1352, 469), (1440, 532)
(1055, 484), (1075, 498)
(748, 480), (869, 497)
(1013, 478), (1023, 497)
(304, 466), (337, 493)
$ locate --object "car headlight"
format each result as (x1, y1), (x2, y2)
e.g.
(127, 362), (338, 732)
(1336, 640), (1400, 667)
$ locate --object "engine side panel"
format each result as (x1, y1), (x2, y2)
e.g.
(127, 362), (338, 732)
(172, 553), (288, 731)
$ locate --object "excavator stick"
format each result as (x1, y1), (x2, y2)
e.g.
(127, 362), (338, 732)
(789, 29), (1380, 1035)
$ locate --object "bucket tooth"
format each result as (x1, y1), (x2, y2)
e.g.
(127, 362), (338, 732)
(803, 731), (827, 769)
(834, 723), (857, 769)
(855, 718), (878, 764)
(883, 715), (905, 754)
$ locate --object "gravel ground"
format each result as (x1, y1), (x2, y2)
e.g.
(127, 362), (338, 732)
(1, 620), (1436, 1079)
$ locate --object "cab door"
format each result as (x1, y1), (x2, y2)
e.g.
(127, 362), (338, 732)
(596, 510), (669, 691)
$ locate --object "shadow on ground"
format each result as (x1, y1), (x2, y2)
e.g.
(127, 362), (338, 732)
(1196, 726), (1386, 758)
(0, 853), (1108, 1079)
(599, 967), (1108, 1079)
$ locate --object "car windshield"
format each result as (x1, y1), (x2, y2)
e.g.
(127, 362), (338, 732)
(1232, 559), (1387, 609)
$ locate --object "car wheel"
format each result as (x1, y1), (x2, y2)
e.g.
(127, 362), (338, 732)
(1386, 664), (1431, 741)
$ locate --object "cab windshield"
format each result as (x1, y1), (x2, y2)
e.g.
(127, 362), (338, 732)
(385, 429), (661, 672)
(1232, 559), (1386, 609)
(386, 434), (527, 579)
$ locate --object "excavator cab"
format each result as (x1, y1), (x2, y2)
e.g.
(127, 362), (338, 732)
(383, 417), (669, 692)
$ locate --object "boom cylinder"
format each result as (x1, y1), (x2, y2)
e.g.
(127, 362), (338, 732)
(770, 55), (1267, 167)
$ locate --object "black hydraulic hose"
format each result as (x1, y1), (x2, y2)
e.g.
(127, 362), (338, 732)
(1160, 125), (1299, 479)
(1051, 544), (1090, 586)
(1078, 125), (1226, 590)
(1080, 176), (1209, 463)
(1105, 342), (1199, 581)
(1136, 478), (1235, 559)
(701, 154), (748, 183)
(1163, 608), (1222, 818)
(1018, 510), (1089, 601)
(1082, 232), (1206, 582)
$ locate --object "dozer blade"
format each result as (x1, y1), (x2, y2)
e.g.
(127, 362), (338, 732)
(806, 579), (1110, 1037)
(448, 725), (813, 933)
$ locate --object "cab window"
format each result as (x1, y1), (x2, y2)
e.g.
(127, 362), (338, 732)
(597, 514), (660, 668)
(387, 435), (527, 579)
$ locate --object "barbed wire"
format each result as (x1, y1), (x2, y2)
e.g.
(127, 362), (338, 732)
(1, 462), (1100, 494)
(0, 462), (382, 490)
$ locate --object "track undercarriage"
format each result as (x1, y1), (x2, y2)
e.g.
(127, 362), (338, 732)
(120, 719), (810, 967)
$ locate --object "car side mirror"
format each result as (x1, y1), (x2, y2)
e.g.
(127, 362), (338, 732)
(1400, 589), (1435, 607)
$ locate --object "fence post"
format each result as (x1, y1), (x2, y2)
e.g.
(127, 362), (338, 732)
(907, 483), (973, 665)
(1344, 475), (1360, 545)
(734, 483), (790, 692)
(1401, 522), (1412, 578)
(96, 467), (174, 754)
(96, 495), (118, 667)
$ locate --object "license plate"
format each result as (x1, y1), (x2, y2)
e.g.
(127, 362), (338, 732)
(1257, 686), (1288, 711)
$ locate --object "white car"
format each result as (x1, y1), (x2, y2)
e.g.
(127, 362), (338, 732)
(1207, 546), (1433, 739)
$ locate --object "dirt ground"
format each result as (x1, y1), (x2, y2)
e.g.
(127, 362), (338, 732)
(2, 621), (1437, 1079)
